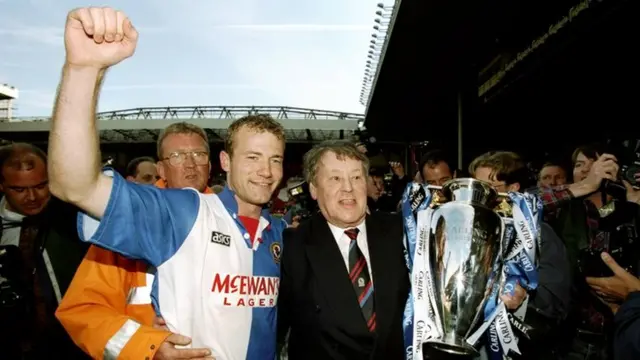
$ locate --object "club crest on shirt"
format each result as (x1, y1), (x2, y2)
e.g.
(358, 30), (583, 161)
(211, 231), (231, 247)
(270, 242), (282, 264)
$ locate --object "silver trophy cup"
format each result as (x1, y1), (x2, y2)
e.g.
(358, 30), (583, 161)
(423, 178), (504, 357)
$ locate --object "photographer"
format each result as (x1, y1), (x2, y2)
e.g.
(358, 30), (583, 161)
(0, 143), (88, 359)
(366, 167), (400, 212)
(283, 180), (317, 227)
(356, 141), (409, 212)
(539, 143), (640, 360)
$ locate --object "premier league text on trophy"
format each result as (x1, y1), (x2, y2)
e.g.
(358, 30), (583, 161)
(401, 178), (542, 360)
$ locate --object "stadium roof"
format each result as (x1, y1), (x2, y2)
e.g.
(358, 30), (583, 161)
(0, 84), (18, 101)
(0, 105), (364, 144)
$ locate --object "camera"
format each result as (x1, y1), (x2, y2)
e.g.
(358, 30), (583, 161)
(618, 139), (640, 187)
(0, 246), (25, 312)
(578, 247), (633, 278)
(577, 202), (639, 277)
(605, 138), (640, 187)
(354, 129), (378, 154)
(596, 139), (640, 200)
(382, 172), (394, 197)
(287, 181), (317, 221)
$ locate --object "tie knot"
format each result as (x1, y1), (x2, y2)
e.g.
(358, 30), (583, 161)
(344, 228), (359, 241)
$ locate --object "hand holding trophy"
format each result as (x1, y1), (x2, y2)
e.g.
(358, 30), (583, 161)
(400, 178), (542, 360)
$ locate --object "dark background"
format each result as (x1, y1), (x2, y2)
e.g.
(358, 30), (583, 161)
(364, 0), (638, 167)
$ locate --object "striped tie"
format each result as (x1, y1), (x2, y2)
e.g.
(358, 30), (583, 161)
(344, 228), (376, 332)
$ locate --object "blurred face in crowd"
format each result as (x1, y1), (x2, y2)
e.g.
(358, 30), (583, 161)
(573, 152), (595, 183)
(130, 161), (158, 185)
(310, 151), (367, 228)
(474, 166), (520, 193)
(538, 165), (567, 187)
(422, 161), (453, 187)
(0, 155), (51, 216)
(367, 175), (384, 201)
(220, 126), (284, 215)
(356, 144), (368, 154)
(157, 133), (211, 192)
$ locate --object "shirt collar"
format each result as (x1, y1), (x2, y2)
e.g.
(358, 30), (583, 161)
(218, 186), (272, 224)
(0, 196), (24, 222)
(327, 219), (366, 242)
(154, 179), (213, 194)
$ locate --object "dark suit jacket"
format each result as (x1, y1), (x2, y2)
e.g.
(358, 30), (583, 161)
(278, 212), (409, 360)
(0, 196), (89, 359)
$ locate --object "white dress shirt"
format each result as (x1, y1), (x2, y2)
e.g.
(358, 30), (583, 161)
(327, 220), (373, 282)
(0, 197), (24, 246)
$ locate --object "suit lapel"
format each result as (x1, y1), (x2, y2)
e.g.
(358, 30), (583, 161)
(366, 214), (398, 337)
(305, 214), (367, 329)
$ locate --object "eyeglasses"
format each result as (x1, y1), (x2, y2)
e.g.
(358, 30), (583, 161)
(162, 151), (209, 166)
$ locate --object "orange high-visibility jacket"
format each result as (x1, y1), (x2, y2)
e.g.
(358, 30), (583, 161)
(56, 245), (170, 359)
(56, 180), (213, 359)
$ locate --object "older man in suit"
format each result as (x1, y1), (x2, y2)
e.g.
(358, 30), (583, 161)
(278, 140), (409, 360)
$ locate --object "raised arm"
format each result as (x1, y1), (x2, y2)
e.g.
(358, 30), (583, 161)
(531, 154), (620, 218)
(49, 8), (200, 266)
(48, 7), (138, 218)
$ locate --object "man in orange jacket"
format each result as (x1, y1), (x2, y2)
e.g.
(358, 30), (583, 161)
(56, 122), (215, 359)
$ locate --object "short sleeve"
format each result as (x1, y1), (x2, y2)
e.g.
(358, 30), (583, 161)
(77, 170), (200, 266)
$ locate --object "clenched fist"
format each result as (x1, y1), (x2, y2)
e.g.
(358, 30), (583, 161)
(64, 7), (138, 69)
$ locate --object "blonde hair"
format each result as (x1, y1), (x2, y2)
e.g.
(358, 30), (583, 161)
(303, 140), (369, 185)
(157, 122), (209, 158)
(469, 151), (529, 186)
(224, 115), (286, 157)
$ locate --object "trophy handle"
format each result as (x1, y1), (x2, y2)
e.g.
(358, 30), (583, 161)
(495, 192), (512, 216)
(426, 185), (444, 207)
(427, 184), (511, 214)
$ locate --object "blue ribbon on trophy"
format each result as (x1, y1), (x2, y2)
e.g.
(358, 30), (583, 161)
(476, 191), (543, 360)
(402, 181), (543, 360)
(400, 182), (432, 360)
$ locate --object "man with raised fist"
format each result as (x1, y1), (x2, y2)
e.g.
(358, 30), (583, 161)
(48, 7), (287, 360)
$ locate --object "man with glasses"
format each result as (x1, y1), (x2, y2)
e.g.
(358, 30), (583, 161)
(49, 9), (290, 360)
(156, 122), (211, 192)
(57, 123), (216, 360)
(49, 8), (288, 359)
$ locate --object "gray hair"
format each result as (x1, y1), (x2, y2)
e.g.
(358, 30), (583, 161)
(303, 140), (369, 185)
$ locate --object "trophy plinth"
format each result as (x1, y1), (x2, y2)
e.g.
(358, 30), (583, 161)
(424, 335), (480, 358)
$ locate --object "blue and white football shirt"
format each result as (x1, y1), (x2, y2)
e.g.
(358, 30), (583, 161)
(78, 171), (286, 360)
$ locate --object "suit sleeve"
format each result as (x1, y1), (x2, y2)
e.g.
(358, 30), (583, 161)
(528, 222), (571, 320)
(78, 170), (200, 266)
(55, 245), (170, 360)
(614, 292), (640, 360)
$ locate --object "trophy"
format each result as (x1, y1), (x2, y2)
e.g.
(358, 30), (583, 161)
(422, 178), (505, 357)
